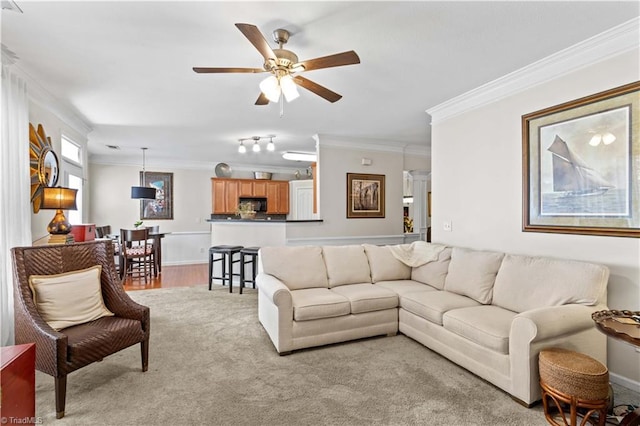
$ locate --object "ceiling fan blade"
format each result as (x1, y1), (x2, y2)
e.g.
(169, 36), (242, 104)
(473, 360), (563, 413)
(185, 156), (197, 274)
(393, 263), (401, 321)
(235, 23), (277, 61)
(255, 93), (269, 105)
(295, 50), (360, 72)
(193, 67), (264, 74)
(292, 76), (342, 103)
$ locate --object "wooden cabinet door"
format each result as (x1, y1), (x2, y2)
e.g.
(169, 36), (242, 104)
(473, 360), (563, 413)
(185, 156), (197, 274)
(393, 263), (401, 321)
(265, 181), (290, 214)
(212, 179), (227, 214)
(225, 180), (239, 213)
(266, 182), (279, 213)
(277, 181), (289, 214)
(239, 180), (253, 196)
(253, 181), (267, 197)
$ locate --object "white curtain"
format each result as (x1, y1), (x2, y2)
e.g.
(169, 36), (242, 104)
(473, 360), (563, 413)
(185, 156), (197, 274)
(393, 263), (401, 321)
(1, 62), (31, 346)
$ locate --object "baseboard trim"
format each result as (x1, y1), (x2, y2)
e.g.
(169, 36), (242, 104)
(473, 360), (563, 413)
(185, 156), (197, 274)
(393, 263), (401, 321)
(286, 234), (407, 246)
(610, 372), (640, 393)
(164, 260), (208, 266)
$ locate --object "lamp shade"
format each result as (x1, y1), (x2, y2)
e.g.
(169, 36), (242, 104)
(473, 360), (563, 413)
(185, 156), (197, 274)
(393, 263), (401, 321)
(41, 187), (78, 210)
(259, 76), (281, 102)
(131, 186), (157, 200)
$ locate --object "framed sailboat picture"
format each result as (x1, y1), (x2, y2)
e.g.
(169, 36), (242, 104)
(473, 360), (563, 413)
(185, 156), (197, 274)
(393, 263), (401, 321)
(523, 81), (640, 237)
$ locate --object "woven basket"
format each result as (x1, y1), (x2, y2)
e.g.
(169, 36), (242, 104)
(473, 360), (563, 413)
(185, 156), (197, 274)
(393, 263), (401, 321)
(539, 348), (609, 401)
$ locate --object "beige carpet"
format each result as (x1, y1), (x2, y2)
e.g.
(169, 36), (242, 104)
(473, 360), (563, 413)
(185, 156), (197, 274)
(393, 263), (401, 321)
(34, 286), (552, 425)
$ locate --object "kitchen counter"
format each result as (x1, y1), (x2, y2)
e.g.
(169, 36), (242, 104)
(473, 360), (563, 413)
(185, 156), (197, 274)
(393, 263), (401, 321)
(209, 217), (323, 249)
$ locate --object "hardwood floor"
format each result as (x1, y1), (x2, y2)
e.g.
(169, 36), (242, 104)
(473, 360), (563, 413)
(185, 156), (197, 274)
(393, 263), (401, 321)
(123, 263), (209, 291)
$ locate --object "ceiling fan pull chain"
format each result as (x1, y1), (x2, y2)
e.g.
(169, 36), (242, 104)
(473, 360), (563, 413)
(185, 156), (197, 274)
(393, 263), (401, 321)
(280, 93), (284, 118)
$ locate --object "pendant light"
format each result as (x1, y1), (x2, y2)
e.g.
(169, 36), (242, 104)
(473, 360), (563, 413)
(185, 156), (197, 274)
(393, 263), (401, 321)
(131, 147), (157, 199)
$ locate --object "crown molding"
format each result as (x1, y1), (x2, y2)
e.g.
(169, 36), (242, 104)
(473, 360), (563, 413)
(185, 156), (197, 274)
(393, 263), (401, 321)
(10, 63), (93, 136)
(316, 133), (426, 155)
(89, 154), (304, 175)
(427, 17), (640, 125)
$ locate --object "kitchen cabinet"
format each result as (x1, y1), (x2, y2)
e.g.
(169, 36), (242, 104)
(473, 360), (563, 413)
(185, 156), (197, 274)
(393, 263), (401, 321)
(212, 178), (239, 214)
(253, 181), (267, 197)
(211, 178), (289, 214)
(239, 180), (253, 196)
(266, 181), (289, 214)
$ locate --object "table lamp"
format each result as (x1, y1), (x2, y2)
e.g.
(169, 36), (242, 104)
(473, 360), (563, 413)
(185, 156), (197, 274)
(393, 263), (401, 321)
(41, 187), (77, 243)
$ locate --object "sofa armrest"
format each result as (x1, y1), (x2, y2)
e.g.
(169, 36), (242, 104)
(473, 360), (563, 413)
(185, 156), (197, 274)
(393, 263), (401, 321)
(257, 273), (292, 307)
(257, 273), (294, 353)
(511, 304), (599, 343)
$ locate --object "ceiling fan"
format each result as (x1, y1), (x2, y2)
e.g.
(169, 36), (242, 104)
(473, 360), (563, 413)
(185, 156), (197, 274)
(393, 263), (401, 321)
(193, 23), (360, 105)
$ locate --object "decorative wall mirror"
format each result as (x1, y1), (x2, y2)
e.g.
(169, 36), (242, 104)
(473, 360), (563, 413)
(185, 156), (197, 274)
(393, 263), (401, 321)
(30, 123), (59, 213)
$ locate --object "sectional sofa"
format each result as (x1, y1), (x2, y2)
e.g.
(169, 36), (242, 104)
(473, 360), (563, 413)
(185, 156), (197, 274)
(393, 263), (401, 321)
(256, 243), (609, 405)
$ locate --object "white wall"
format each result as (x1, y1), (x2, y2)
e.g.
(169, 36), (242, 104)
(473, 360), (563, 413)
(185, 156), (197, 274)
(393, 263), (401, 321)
(430, 49), (640, 387)
(89, 163), (213, 265)
(286, 135), (428, 245)
(29, 101), (90, 244)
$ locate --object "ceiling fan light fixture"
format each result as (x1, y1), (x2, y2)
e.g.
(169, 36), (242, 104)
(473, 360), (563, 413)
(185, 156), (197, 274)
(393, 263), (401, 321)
(280, 75), (299, 102)
(282, 151), (317, 162)
(238, 140), (247, 154)
(259, 75), (281, 102)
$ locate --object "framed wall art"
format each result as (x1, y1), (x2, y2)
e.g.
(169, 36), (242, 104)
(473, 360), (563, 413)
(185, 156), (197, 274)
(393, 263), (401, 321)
(140, 171), (173, 220)
(347, 173), (385, 218)
(522, 81), (640, 237)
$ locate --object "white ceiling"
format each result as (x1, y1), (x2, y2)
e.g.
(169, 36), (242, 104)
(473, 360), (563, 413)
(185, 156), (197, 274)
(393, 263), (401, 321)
(2, 1), (639, 171)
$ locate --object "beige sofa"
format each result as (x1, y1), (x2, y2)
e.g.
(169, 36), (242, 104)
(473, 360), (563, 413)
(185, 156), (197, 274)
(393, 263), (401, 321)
(256, 244), (609, 405)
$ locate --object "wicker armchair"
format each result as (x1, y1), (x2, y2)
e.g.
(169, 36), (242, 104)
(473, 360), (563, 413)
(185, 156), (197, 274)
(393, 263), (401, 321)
(11, 241), (150, 419)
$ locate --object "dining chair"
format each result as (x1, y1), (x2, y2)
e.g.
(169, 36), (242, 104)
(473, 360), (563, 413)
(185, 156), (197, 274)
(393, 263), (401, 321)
(11, 241), (150, 418)
(120, 228), (154, 283)
(96, 225), (121, 273)
(145, 226), (160, 276)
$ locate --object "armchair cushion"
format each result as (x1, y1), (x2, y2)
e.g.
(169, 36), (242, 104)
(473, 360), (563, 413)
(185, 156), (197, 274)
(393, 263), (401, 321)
(28, 265), (114, 331)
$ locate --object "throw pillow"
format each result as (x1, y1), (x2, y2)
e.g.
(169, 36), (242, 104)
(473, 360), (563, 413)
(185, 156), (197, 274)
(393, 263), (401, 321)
(29, 265), (114, 331)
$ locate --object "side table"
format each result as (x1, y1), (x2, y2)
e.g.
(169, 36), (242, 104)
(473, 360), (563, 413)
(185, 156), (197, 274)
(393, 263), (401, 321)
(1, 343), (36, 425)
(592, 310), (640, 426)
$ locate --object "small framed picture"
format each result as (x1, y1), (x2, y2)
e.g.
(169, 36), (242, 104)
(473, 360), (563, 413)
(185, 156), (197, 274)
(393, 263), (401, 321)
(347, 173), (385, 218)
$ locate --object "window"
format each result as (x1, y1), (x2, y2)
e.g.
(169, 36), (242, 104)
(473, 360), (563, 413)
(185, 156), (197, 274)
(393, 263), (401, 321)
(61, 136), (81, 164)
(61, 135), (84, 224)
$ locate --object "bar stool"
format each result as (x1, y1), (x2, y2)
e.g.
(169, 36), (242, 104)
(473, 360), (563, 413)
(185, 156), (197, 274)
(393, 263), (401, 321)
(239, 247), (260, 294)
(208, 245), (243, 293)
(539, 347), (609, 426)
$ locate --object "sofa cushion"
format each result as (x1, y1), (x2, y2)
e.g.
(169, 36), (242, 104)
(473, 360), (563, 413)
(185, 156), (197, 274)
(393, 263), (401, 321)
(322, 245), (371, 288)
(492, 254), (609, 313)
(443, 305), (516, 354)
(260, 246), (328, 290)
(411, 247), (452, 290)
(400, 290), (480, 325)
(376, 280), (436, 296)
(363, 244), (411, 282)
(331, 283), (398, 314)
(290, 288), (350, 321)
(444, 248), (504, 304)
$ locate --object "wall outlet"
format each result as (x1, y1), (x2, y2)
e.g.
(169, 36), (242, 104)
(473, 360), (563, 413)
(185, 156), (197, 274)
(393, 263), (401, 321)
(443, 221), (452, 232)
(199, 247), (205, 253)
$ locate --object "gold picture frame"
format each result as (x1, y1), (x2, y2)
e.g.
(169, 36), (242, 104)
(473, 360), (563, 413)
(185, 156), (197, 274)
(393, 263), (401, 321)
(347, 173), (385, 218)
(522, 81), (640, 237)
